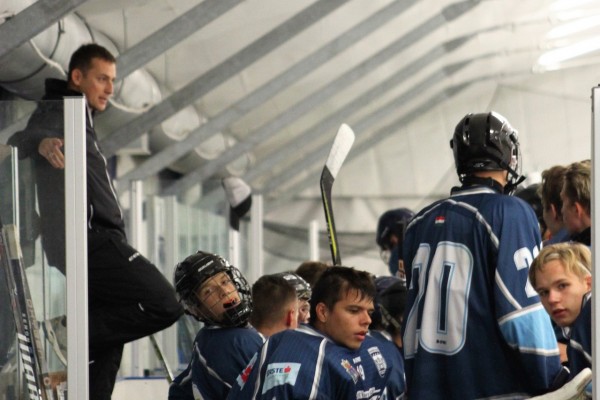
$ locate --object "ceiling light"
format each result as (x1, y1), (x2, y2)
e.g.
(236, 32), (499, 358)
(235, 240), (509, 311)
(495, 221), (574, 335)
(550, 0), (596, 12)
(546, 15), (600, 39)
(537, 35), (600, 66)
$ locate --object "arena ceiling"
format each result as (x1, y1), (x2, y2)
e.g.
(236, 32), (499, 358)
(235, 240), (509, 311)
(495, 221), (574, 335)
(0, 0), (597, 268)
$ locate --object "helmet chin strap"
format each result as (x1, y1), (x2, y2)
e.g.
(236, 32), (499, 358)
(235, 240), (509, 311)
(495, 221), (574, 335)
(503, 177), (525, 195)
(502, 164), (525, 195)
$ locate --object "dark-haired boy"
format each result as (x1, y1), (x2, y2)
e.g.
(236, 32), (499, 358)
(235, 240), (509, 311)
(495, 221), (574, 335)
(228, 266), (403, 399)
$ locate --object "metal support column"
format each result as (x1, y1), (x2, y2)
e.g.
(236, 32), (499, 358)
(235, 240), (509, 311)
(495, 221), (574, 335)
(64, 97), (89, 400)
(249, 195), (263, 282)
(591, 85), (599, 399)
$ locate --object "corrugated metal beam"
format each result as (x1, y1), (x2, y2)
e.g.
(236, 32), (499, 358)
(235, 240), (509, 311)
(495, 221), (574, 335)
(259, 63), (468, 195)
(118, 0), (419, 182)
(0, 0), (90, 60)
(116, 0), (243, 79)
(267, 71), (528, 208)
(100, 0), (352, 157)
(258, 47), (534, 196)
(243, 36), (473, 185)
(266, 86), (465, 210)
(162, 0), (481, 196)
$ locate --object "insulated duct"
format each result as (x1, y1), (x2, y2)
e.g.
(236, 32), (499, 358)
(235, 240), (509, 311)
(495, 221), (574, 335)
(0, 0), (252, 179)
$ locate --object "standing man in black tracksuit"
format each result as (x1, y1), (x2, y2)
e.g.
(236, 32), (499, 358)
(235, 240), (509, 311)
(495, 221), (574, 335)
(8, 43), (183, 400)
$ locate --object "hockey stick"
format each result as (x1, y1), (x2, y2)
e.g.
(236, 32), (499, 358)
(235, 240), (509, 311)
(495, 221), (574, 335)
(529, 367), (591, 400)
(320, 124), (355, 266)
(149, 334), (174, 384)
(0, 221), (51, 400)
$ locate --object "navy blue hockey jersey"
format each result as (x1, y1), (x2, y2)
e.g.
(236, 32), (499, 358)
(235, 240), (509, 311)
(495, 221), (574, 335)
(563, 292), (591, 379)
(368, 330), (405, 398)
(402, 185), (562, 399)
(227, 324), (402, 399)
(168, 324), (264, 400)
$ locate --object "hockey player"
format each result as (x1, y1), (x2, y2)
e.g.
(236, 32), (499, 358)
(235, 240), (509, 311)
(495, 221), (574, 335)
(539, 165), (570, 245)
(369, 276), (406, 398)
(273, 271), (312, 324)
(402, 111), (565, 398)
(375, 207), (414, 280)
(168, 251), (264, 400)
(529, 242), (592, 397)
(227, 266), (403, 399)
(561, 160), (591, 246)
(250, 273), (299, 337)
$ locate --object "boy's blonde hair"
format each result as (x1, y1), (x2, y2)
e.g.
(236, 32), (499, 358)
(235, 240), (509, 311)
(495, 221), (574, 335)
(529, 242), (592, 288)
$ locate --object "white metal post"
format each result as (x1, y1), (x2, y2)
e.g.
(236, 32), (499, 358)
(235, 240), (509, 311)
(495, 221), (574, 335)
(128, 180), (144, 376)
(591, 85), (599, 399)
(64, 97), (89, 400)
(164, 196), (179, 369)
(249, 194), (263, 282)
(309, 220), (320, 261)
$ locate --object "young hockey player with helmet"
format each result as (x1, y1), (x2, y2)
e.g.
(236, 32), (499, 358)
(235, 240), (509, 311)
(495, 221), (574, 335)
(402, 111), (566, 398)
(375, 207), (415, 280)
(273, 271), (312, 324)
(168, 251), (263, 400)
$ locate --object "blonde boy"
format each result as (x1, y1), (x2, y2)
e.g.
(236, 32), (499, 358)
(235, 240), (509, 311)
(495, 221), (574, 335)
(529, 243), (592, 383)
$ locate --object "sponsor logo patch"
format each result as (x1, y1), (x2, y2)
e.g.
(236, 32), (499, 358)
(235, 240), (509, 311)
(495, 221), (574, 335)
(236, 353), (258, 389)
(341, 359), (361, 383)
(435, 216), (445, 225)
(356, 387), (382, 399)
(368, 346), (387, 378)
(262, 362), (301, 394)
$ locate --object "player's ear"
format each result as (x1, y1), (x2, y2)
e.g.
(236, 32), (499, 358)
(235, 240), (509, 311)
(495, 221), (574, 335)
(550, 204), (559, 220)
(574, 202), (586, 219)
(71, 68), (83, 86)
(584, 274), (592, 291)
(285, 308), (294, 327)
(315, 302), (328, 323)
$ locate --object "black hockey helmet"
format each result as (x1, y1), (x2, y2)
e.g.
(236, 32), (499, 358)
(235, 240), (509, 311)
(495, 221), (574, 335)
(450, 111), (523, 192)
(515, 183), (547, 234)
(173, 251), (252, 327)
(378, 279), (407, 332)
(375, 208), (415, 251)
(273, 272), (312, 301)
(371, 276), (401, 330)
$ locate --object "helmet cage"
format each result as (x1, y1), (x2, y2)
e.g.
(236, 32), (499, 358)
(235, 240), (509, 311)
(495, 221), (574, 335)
(174, 252), (252, 327)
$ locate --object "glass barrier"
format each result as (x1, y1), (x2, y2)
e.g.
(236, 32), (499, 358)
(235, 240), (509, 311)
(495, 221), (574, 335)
(0, 98), (73, 399)
(1, 97), (242, 396)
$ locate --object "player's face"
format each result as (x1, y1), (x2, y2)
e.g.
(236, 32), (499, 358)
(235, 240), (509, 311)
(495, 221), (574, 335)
(318, 288), (373, 350)
(560, 191), (582, 235)
(542, 203), (561, 236)
(534, 259), (591, 327)
(196, 271), (241, 322)
(297, 299), (310, 324)
(71, 58), (115, 112)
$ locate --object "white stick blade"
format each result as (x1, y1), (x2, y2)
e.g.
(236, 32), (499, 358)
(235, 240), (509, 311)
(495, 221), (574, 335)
(528, 368), (591, 400)
(325, 124), (355, 179)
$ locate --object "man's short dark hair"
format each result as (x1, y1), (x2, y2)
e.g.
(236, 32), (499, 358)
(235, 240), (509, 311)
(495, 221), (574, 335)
(295, 260), (328, 287)
(68, 43), (116, 82)
(308, 266), (375, 325)
(538, 165), (566, 214)
(250, 274), (296, 329)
